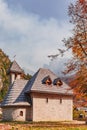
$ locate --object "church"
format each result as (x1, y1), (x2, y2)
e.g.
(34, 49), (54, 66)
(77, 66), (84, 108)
(1, 60), (73, 121)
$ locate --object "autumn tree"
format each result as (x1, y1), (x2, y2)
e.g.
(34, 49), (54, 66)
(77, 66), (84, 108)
(65, 0), (87, 95)
(63, 0), (87, 106)
(49, 0), (87, 105)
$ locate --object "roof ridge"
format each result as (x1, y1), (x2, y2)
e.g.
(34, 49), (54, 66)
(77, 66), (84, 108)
(39, 68), (58, 77)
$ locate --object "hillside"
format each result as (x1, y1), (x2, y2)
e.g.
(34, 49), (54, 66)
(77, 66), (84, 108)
(0, 49), (32, 102)
(0, 49), (11, 102)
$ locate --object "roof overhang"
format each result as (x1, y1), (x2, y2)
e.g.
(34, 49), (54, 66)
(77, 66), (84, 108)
(26, 90), (73, 97)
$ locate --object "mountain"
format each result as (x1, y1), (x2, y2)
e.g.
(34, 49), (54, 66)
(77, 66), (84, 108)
(61, 74), (76, 84)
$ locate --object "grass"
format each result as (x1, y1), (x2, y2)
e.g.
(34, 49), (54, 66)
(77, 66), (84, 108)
(10, 125), (87, 130)
(0, 121), (87, 130)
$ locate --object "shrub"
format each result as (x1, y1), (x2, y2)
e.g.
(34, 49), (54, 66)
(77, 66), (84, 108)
(73, 108), (86, 120)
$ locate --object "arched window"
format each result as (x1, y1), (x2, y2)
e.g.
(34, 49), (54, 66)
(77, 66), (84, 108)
(20, 111), (23, 116)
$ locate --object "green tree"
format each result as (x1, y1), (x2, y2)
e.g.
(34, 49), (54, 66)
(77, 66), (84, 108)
(0, 49), (11, 102)
(23, 73), (32, 80)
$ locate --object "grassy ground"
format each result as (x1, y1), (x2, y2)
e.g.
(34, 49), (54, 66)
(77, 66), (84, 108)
(0, 121), (87, 130)
(10, 126), (87, 130)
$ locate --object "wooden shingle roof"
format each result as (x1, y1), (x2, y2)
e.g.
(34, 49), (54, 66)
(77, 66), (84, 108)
(1, 68), (73, 107)
(25, 68), (73, 96)
(8, 60), (23, 74)
(1, 79), (30, 107)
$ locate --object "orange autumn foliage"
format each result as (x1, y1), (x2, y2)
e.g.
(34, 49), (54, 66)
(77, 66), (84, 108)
(49, 0), (87, 103)
(63, 0), (87, 106)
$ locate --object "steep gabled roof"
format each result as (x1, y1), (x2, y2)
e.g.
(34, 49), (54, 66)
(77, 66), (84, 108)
(1, 79), (30, 107)
(8, 60), (23, 74)
(1, 68), (73, 107)
(26, 68), (73, 96)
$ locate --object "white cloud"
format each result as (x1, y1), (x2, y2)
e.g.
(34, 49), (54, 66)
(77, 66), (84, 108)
(0, 0), (73, 73)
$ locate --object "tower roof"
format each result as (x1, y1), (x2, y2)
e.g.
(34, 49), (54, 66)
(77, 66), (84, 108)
(8, 60), (23, 74)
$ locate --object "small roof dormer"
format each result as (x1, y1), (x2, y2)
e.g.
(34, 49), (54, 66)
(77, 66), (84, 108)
(42, 75), (52, 85)
(53, 78), (63, 86)
(8, 60), (24, 84)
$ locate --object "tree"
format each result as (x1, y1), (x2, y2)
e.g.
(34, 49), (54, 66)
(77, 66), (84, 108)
(65, 0), (87, 95)
(0, 49), (11, 102)
(49, 0), (87, 105)
(63, 0), (87, 105)
(23, 73), (32, 80)
(68, 1), (87, 57)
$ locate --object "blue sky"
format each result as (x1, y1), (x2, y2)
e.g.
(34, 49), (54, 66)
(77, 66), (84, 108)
(0, 0), (75, 75)
(5, 0), (74, 20)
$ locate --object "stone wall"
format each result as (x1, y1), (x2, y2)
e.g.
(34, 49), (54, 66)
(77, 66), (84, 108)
(10, 73), (21, 84)
(26, 107), (32, 121)
(2, 106), (31, 121)
(2, 93), (73, 122)
(32, 93), (73, 121)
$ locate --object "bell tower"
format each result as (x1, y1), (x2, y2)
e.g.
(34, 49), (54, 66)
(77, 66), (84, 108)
(8, 60), (23, 84)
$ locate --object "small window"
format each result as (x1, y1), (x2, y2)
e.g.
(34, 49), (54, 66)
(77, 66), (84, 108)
(42, 75), (52, 85)
(54, 78), (63, 86)
(20, 111), (23, 116)
(15, 73), (17, 80)
(46, 79), (52, 85)
(57, 80), (63, 86)
(60, 99), (62, 104)
(46, 98), (48, 103)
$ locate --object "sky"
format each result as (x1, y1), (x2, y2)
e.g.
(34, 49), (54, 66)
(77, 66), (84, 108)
(0, 0), (75, 75)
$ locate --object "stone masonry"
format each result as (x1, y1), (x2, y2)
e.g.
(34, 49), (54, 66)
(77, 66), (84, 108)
(32, 93), (73, 121)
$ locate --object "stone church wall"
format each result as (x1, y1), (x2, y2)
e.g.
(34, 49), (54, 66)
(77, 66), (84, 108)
(32, 93), (73, 121)
(2, 106), (31, 121)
